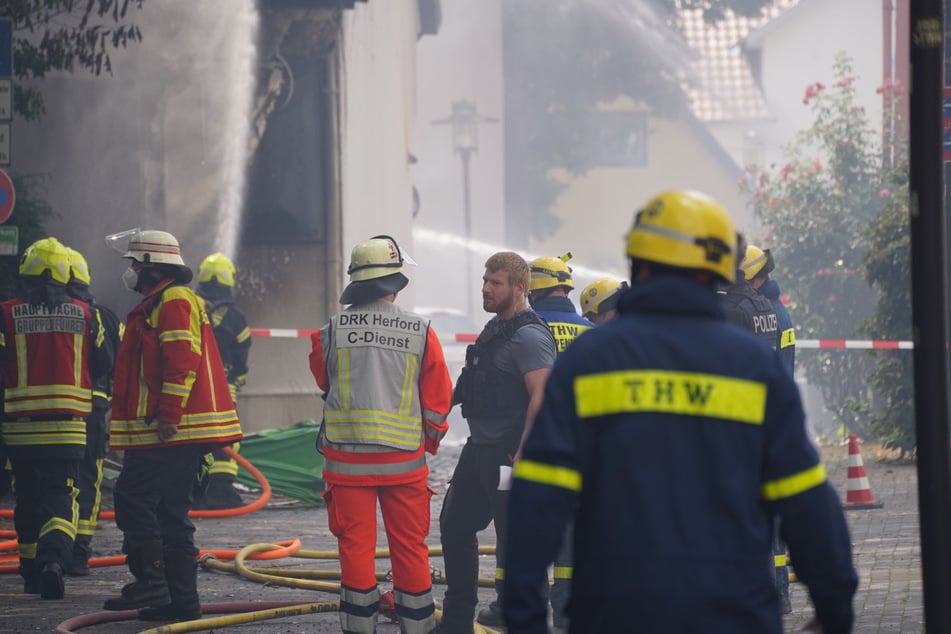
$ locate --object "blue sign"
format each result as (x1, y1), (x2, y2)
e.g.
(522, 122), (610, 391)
(0, 19), (10, 78)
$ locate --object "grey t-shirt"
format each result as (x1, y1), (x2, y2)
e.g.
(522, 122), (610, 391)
(466, 320), (556, 445)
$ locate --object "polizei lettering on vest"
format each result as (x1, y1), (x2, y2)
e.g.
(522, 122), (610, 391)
(753, 313), (778, 335)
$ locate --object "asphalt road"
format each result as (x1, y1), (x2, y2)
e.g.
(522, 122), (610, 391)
(0, 442), (924, 633)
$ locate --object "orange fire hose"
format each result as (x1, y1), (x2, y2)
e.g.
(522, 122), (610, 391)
(0, 446), (277, 573)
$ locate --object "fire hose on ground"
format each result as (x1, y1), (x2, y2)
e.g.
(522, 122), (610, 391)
(0, 446), (502, 632)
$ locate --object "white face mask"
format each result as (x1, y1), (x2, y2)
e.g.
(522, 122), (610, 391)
(121, 266), (139, 291)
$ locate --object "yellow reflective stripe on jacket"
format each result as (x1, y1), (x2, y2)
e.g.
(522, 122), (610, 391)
(236, 326), (251, 344)
(324, 409), (423, 449)
(73, 332), (83, 385)
(111, 409), (241, 447)
(15, 332), (27, 385)
(5, 384), (92, 400)
(513, 459), (582, 492)
(780, 328), (796, 349)
(5, 381), (93, 413)
(761, 463), (827, 501)
(159, 328), (201, 355)
(399, 353), (418, 417)
(1, 419), (87, 446)
(337, 348), (351, 410)
(574, 370), (767, 425)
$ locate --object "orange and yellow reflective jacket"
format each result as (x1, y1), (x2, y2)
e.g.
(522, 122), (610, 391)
(111, 279), (243, 450)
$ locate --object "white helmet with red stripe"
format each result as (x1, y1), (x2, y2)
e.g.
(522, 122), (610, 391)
(122, 229), (185, 265)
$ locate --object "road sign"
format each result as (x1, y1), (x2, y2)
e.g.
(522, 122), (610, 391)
(0, 225), (15, 255)
(0, 168), (15, 224)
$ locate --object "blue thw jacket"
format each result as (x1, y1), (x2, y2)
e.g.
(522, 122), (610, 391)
(530, 295), (594, 355)
(504, 275), (856, 634)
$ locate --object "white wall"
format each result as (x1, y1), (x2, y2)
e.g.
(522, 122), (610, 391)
(411, 0), (506, 321)
(752, 0), (884, 165)
(339, 1), (422, 307)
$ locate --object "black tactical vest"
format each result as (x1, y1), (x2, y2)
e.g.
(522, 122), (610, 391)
(454, 310), (550, 420)
(720, 282), (778, 349)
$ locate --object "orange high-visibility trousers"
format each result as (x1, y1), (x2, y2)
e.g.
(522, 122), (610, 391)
(325, 480), (434, 592)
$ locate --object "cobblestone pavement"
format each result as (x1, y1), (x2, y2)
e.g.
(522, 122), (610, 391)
(0, 442), (923, 632)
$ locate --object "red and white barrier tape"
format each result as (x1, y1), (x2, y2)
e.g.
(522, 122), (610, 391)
(249, 328), (318, 339)
(797, 339), (913, 350)
(250, 329), (913, 350)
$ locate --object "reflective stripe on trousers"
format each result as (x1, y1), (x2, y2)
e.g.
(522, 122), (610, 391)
(340, 584), (380, 634)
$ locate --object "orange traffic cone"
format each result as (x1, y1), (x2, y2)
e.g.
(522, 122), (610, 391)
(844, 434), (882, 510)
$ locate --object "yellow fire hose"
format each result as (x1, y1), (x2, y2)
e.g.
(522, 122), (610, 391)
(131, 542), (503, 633)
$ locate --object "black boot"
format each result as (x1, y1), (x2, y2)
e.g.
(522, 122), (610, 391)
(103, 540), (171, 610)
(40, 562), (65, 600)
(138, 549), (201, 622)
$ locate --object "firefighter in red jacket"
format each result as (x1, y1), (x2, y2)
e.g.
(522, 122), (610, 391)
(103, 229), (243, 622)
(309, 235), (453, 634)
(0, 237), (110, 599)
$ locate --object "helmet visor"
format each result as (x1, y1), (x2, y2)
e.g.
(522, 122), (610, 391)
(105, 228), (141, 255)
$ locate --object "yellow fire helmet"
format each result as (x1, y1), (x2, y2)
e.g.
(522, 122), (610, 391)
(65, 246), (92, 286)
(626, 190), (736, 284)
(530, 253), (574, 291)
(20, 237), (71, 285)
(741, 244), (775, 281)
(199, 252), (236, 287)
(580, 278), (629, 319)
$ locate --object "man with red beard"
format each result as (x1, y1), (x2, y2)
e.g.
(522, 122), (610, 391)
(436, 251), (556, 633)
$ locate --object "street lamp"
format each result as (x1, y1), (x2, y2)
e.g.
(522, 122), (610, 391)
(433, 100), (498, 318)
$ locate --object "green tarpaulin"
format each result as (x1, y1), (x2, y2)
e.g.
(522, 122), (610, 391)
(235, 420), (325, 506)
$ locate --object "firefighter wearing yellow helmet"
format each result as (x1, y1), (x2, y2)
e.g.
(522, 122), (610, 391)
(580, 278), (629, 325)
(0, 237), (111, 599)
(310, 234), (453, 634)
(63, 246), (123, 577)
(503, 190), (856, 633)
(516, 252), (593, 631)
(192, 252), (251, 511)
(528, 253), (593, 355)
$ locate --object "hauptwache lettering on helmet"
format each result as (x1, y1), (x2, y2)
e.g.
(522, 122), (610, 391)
(336, 311), (425, 352)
